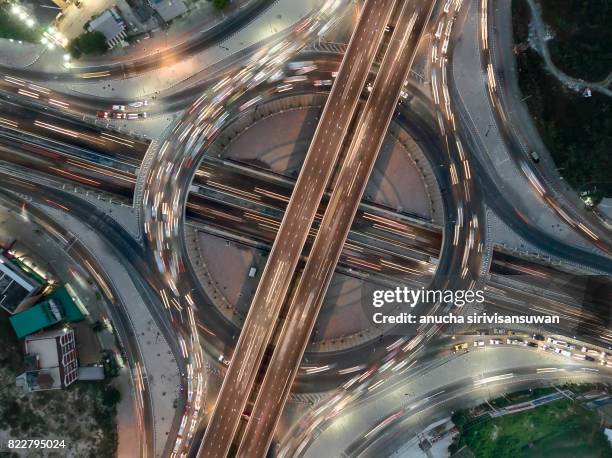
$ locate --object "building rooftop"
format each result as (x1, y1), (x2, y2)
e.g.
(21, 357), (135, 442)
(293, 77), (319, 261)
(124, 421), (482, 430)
(88, 9), (125, 44)
(17, 327), (78, 391)
(9, 285), (84, 339)
(16, 369), (61, 391)
(0, 252), (45, 314)
(9, 299), (63, 339)
(49, 286), (85, 322)
(150, 0), (187, 23)
(26, 331), (64, 367)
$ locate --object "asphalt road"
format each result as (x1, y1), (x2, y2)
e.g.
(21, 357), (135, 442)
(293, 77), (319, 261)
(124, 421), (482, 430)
(199, 0), (399, 455)
(484, 0), (612, 255)
(0, 171), (190, 457)
(2, 80), (610, 361)
(281, 343), (612, 457)
(236, 3), (434, 455)
(0, 176), (160, 456)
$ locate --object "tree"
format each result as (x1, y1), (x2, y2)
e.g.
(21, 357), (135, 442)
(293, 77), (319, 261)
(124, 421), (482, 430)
(102, 386), (121, 408)
(68, 31), (107, 59)
(210, 0), (230, 9)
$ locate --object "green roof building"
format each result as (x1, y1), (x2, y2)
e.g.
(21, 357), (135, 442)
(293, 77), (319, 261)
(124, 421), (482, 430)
(48, 287), (85, 323)
(9, 286), (85, 339)
(9, 300), (63, 339)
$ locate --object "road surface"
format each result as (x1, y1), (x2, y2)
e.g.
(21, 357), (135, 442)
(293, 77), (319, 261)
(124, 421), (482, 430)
(236, 1), (434, 455)
(199, 0), (399, 455)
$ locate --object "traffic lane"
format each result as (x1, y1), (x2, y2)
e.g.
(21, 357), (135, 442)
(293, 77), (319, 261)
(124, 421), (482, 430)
(186, 194), (432, 281)
(0, 43), (254, 116)
(418, 3), (486, 359)
(193, 175), (439, 262)
(491, 251), (612, 309)
(0, 48), (324, 117)
(445, 44), (612, 274)
(199, 0), (399, 454)
(484, 287), (612, 347)
(0, 76), (150, 122)
(353, 368), (610, 457)
(0, 137), (136, 198)
(187, 193), (612, 349)
(196, 159), (442, 256)
(237, 3), (430, 454)
(0, 98), (148, 166)
(291, 348), (609, 458)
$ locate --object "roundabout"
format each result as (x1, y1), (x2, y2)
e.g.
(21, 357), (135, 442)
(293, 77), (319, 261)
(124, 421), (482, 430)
(185, 90), (445, 354)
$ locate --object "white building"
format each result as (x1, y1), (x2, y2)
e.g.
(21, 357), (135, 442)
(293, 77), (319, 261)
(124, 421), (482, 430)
(0, 252), (45, 314)
(16, 327), (78, 392)
(88, 8), (127, 48)
(149, 0), (187, 23)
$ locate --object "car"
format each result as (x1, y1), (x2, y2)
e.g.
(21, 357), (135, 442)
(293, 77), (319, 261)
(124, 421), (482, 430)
(529, 151), (540, 163)
(547, 337), (569, 348)
(489, 339), (501, 345)
(96, 111), (109, 118)
(581, 346), (603, 357)
(453, 342), (468, 352)
(473, 341), (485, 347)
(112, 104), (126, 111)
(533, 334), (545, 341)
(554, 348), (571, 357)
(283, 75), (308, 83)
(128, 100), (148, 108)
(111, 112), (126, 119)
(526, 342), (538, 348)
(296, 65), (317, 75)
(288, 61), (313, 71)
(314, 79), (332, 87)
(507, 338), (526, 346)
(127, 112), (147, 120)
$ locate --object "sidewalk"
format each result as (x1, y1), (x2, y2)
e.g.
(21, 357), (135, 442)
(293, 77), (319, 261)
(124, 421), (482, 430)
(35, 202), (180, 458)
(50, 0), (321, 98)
(97, 0), (254, 63)
(0, 197), (141, 458)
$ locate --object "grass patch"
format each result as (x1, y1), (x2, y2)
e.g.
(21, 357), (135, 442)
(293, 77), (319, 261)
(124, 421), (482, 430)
(450, 399), (612, 458)
(512, 0), (612, 193)
(538, 0), (612, 82)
